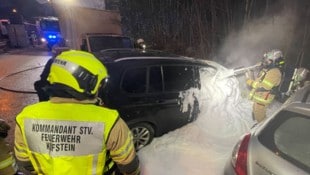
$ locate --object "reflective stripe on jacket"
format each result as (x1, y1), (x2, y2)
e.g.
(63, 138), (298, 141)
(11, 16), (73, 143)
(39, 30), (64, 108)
(0, 139), (17, 175)
(248, 68), (282, 105)
(15, 101), (120, 175)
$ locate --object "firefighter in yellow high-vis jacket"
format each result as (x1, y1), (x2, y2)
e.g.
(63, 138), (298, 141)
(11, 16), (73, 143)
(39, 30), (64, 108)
(14, 50), (140, 175)
(246, 49), (285, 123)
(0, 119), (17, 175)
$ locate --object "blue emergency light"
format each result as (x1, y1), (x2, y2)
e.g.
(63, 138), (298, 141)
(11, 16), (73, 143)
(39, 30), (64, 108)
(48, 35), (57, 39)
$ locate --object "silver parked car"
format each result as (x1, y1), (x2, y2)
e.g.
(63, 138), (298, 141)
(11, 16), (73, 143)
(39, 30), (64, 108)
(224, 82), (310, 175)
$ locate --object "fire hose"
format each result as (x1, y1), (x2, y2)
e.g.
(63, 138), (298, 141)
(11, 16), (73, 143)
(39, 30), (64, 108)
(0, 65), (44, 94)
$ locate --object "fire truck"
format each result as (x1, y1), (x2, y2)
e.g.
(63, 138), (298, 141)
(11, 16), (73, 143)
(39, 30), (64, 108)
(35, 16), (62, 50)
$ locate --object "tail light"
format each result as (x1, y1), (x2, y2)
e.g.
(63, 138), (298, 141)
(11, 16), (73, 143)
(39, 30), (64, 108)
(231, 133), (251, 175)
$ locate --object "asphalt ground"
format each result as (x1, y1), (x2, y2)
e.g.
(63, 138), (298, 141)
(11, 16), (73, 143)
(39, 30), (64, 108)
(0, 46), (51, 145)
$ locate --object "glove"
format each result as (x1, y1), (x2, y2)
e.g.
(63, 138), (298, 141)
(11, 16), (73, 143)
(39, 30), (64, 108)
(246, 79), (253, 86)
(0, 119), (10, 138)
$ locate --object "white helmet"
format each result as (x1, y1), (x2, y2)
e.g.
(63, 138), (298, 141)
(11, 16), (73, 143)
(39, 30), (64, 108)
(263, 49), (285, 67)
(136, 38), (145, 44)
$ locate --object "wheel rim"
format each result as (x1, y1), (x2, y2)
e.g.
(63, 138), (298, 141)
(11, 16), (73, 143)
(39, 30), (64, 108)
(131, 126), (151, 150)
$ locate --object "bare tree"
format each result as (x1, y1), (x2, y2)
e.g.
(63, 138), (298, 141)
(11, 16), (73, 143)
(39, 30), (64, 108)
(119, 0), (310, 67)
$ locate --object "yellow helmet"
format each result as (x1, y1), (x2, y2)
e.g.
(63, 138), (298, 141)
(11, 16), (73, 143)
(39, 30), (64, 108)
(48, 50), (108, 97)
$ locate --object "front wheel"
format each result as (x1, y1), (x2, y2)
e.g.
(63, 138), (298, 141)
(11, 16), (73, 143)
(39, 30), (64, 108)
(129, 123), (154, 151)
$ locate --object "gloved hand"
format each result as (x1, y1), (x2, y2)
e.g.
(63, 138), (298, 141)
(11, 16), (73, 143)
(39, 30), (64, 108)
(0, 119), (10, 138)
(246, 79), (253, 87)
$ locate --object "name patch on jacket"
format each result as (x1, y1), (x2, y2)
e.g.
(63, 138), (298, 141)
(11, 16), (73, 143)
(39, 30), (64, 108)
(24, 119), (104, 157)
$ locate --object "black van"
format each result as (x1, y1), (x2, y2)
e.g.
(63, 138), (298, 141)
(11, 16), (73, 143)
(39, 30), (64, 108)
(96, 49), (217, 150)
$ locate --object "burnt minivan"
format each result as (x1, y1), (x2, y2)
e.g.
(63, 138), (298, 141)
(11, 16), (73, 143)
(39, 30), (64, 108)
(96, 49), (217, 150)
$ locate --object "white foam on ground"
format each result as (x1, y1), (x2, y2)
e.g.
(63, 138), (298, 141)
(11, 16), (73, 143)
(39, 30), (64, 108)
(138, 65), (259, 175)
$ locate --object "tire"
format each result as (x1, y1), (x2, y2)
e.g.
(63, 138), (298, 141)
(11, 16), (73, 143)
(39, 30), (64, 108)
(129, 123), (155, 151)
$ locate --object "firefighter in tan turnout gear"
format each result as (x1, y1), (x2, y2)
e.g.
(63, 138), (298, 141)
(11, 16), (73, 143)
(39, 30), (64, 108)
(14, 50), (140, 175)
(0, 119), (17, 175)
(246, 49), (284, 122)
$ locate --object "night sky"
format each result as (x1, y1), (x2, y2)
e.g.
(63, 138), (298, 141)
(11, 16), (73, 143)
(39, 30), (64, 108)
(0, 0), (54, 20)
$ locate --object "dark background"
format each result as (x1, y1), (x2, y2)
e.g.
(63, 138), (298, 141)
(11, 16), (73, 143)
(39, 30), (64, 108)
(0, 0), (53, 19)
(119, 0), (310, 69)
(1, 0), (309, 69)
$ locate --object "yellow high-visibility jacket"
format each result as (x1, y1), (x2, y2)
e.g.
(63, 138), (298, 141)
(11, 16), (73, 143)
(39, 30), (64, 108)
(14, 98), (139, 175)
(247, 67), (282, 105)
(0, 138), (17, 175)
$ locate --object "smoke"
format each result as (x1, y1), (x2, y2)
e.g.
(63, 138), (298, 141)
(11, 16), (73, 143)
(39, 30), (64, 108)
(52, 0), (106, 10)
(216, 7), (298, 69)
(36, 0), (49, 4)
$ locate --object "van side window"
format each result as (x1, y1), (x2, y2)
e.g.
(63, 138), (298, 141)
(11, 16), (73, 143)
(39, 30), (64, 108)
(163, 66), (195, 92)
(149, 66), (163, 93)
(122, 67), (147, 93)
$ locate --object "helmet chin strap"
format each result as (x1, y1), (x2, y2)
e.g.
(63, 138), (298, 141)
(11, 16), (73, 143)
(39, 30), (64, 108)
(95, 97), (104, 106)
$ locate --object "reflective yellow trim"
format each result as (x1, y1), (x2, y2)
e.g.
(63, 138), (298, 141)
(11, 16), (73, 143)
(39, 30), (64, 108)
(31, 152), (44, 175)
(249, 91), (274, 105)
(14, 145), (28, 160)
(252, 95), (273, 104)
(107, 161), (114, 169)
(92, 154), (98, 175)
(103, 160), (115, 174)
(110, 132), (134, 161)
(14, 140), (27, 154)
(253, 96), (272, 104)
(14, 144), (27, 154)
(262, 79), (274, 89)
(97, 152), (105, 175)
(252, 81), (259, 88)
(0, 156), (14, 170)
(248, 90), (255, 100)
